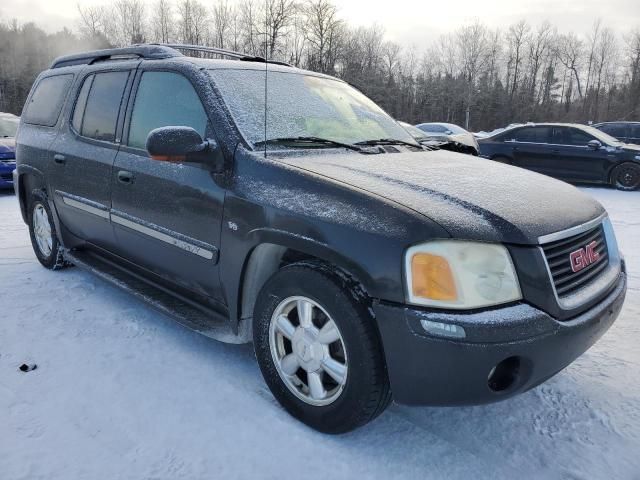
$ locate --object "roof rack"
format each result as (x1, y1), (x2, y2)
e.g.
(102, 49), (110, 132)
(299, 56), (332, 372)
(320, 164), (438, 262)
(50, 45), (181, 69)
(156, 43), (292, 67)
(50, 43), (292, 69)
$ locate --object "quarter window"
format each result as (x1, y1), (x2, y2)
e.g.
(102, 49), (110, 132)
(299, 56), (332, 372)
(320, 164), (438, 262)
(75, 71), (129, 142)
(127, 72), (208, 150)
(23, 74), (73, 127)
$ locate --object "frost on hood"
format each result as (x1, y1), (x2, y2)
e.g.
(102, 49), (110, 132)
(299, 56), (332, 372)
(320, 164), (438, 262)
(277, 151), (605, 244)
(236, 175), (409, 236)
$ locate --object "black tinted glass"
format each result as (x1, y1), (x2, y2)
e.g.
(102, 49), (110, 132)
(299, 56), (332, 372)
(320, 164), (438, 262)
(598, 124), (625, 137)
(629, 125), (640, 139)
(72, 75), (93, 132)
(557, 128), (594, 146)
(23, 74), (73, 127)
(128, 72), (207, 150)
(514, 127), (550, 143)
(81, 71), (129, 142)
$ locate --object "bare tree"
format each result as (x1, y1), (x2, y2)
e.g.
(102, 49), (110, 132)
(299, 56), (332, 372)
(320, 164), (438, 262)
(150, 0), (173, 43)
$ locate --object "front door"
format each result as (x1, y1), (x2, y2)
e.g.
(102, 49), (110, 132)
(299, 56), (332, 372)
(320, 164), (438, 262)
(110, 69), (226, 303)
(50, 67), (134, 251)
(550, 127), (611, 183)
(509, 126), (555, 175)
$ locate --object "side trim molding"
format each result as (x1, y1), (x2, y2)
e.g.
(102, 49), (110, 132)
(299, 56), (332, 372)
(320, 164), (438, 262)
(55, 190), (218, 261)
(57, 190), (110, 219)
(110, 210), (217, 261)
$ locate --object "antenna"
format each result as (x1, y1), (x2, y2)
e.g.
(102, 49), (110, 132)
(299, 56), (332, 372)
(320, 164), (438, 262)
(263, 0), (268, 158)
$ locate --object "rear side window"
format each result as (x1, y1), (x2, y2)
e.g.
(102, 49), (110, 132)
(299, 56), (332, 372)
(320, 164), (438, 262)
(629, 124), (640, 139)
(127, 71), (208, 150)
(75, 71), (129, 142)
(23, 74), (73, 127)
(513, 127), (550, 143)
(598, 123), (626, 138)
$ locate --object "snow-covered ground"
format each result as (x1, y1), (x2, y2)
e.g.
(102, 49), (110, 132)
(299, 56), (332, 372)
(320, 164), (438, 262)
(1, 187), (639, 480)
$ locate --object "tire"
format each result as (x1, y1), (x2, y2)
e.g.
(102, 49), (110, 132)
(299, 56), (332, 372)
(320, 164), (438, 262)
(253, 262), (391, 433)
(27, 190), (68, 270)
(610, 162), (640, 191)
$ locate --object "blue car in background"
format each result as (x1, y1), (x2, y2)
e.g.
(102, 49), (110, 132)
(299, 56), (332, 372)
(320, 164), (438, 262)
(0, 113), (19, 191)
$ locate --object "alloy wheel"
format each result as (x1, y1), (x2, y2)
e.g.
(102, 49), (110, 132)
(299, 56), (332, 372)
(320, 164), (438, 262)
(32, 203), (53, 257)
(269, 296), (348, 406)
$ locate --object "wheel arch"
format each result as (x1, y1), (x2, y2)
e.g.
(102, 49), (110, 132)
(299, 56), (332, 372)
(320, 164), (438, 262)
(235, 229), (376, 331)
(16, 165), (47, 224)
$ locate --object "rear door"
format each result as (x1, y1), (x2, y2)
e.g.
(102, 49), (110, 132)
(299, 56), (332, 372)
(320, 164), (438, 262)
(507, 126), (555, 175)
(550, 126), (610, 183)
(110, 68), (226, 303)
(50, 66), (134, 250)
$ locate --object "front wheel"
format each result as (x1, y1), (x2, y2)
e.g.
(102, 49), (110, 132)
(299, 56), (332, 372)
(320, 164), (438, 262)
(611, 163), (640, 191)
(253, 262), (391, 433)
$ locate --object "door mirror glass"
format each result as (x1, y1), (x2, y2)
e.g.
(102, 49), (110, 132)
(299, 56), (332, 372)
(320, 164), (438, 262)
(587, 139), (602, 150)
(146, 126), (209, 162)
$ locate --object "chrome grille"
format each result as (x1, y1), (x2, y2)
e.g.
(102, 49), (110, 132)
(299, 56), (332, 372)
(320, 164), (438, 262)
(542, 224), (608, 297)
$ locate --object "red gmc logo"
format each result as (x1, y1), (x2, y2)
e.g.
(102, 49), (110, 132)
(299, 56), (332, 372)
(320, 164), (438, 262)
(569, 241), (600, 273)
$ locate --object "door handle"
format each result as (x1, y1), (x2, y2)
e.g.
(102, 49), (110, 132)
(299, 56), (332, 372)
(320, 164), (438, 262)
(53, 154), (66, 165)
(117, 170), (134, 184)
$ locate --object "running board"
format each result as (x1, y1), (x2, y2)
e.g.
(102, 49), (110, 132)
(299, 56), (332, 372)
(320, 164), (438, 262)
(64, 249), (249, 344)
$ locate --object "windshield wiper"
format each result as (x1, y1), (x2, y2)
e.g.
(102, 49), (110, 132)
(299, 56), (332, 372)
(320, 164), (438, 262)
(354, 138), (421, 149)
(254, 136), (363, 152)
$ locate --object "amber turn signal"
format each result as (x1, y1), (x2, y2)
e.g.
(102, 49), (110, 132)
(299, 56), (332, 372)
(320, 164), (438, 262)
(411, 253), (457, 301)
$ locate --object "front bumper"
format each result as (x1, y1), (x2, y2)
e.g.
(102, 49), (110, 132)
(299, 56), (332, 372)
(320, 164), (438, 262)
(374, 271), (627, 406)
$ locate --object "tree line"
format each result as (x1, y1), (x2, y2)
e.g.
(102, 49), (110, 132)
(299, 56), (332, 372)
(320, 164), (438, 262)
(1, 0), (639, 131)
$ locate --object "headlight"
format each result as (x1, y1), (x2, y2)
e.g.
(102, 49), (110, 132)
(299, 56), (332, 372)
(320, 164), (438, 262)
(405, 241), (522, 309)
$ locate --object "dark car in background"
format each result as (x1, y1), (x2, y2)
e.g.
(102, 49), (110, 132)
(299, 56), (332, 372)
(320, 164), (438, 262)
(478, 123), (640, 190)
(593, 121), (640, 146)
(415, 122), (479, 155)
(0, 113), (19, 190)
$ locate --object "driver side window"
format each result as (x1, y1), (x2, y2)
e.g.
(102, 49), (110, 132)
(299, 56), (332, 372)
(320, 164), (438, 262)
(127, 71), (208, 150)
(554, 127), (594, 146)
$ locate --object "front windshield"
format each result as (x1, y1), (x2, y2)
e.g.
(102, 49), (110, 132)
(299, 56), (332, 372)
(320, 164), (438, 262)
(0, 116), (19, 137)
(208, 69), (417, 147)
(582, 125), (623, 145)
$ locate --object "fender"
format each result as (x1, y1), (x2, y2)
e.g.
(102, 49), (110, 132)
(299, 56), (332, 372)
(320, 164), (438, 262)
(224, 226), (378, 334)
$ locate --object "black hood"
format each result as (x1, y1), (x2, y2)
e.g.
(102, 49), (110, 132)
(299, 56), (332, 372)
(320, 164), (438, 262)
(278, 150), (605, 245)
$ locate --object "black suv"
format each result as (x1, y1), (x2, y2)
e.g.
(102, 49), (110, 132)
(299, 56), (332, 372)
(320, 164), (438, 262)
(15, 45), (627, 433)
(478, 123), (640, 190)
(593, 121), (640, 146)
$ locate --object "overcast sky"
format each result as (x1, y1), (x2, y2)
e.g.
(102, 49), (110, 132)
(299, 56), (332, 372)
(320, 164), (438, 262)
(1, 0), (639, 45)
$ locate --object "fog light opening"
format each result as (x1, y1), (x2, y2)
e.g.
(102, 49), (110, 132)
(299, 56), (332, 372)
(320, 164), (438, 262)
(488, 356), (521, 392)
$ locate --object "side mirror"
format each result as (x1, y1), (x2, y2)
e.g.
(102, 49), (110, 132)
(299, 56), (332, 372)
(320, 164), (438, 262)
(146, 126), (218, 165)
(587, 139), (602, 150)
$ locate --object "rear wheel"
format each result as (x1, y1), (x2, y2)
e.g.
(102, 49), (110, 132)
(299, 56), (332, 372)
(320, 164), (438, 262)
(611, 163), (640, 190)
(28, 190), (68, 270)
(253, 262), (391, 433)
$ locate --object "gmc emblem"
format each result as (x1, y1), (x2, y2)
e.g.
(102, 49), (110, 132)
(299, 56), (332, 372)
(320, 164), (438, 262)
(569, 241), (600, 273)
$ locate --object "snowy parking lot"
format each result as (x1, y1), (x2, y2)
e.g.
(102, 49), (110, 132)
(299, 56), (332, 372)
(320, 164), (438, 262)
(1, 187), (639, 480)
